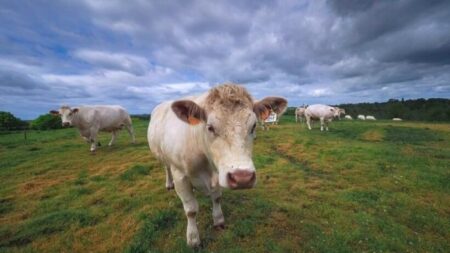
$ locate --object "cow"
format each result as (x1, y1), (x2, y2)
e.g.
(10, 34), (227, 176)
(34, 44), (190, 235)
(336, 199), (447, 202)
(366, 115), (376, 120)
(147, 84), (287, 247)
(304, 104), (340, 131)
(295, 107), (306, 123)
(357, 115), (366, 120)
(392, 118), (403, 121)
(50, 105), (135, 152)
(344, 115), (353, 120)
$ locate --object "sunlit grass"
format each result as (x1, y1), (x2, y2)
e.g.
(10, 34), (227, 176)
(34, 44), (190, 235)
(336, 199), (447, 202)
(0, 117), (449, 252)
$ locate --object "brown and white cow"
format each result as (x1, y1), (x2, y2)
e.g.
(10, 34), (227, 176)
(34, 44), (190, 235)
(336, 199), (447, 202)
(50, 105), (135, 152)
(147, 84), (287, 247)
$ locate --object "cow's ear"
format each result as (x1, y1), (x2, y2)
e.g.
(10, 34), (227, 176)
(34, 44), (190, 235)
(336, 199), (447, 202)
(171, 100), (207, 125)
(254, 97), (288, 120)
(253, 102), (271, 121)
(49, 110), (59, 116)
(72, 108), (79, 114)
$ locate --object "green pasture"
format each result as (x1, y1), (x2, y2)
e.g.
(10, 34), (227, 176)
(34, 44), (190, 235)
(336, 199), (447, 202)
(0, 116), (449, 252)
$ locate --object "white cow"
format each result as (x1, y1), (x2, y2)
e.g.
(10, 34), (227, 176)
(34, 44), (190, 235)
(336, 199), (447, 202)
(304, 104), (340, 131)
(344, 115), (353, 120)
(295, 107), (306, 123)
(357, 115), (366, 120)
(392, 118), (403, 121)
(50, 105), (135, 152)
(148, 84), (287, 247)
(366, 115), (376, 120)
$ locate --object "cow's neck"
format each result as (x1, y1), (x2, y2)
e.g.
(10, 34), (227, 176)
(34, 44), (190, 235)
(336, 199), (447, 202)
(71, 113), (82, 128)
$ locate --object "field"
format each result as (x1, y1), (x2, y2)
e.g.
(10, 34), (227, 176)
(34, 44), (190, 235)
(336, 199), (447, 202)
(0, 116), (449, 252)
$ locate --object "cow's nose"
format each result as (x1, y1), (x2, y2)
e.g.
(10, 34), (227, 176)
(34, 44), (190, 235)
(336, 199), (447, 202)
(62, 122), (70, 127)
(227, 170), (256, 189)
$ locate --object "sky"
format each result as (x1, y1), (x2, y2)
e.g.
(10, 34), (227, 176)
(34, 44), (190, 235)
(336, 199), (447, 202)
(1, 0), (449, 119)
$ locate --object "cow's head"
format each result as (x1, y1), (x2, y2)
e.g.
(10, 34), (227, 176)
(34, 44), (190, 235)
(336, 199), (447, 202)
(330, 107), (340, 117)
(171, 84), (287, 190)
(49, 106), (79, 127)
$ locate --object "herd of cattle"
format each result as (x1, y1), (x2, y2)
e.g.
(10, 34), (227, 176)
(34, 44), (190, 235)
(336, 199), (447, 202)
(294, 105), (403, 130)
(48, 83), (402, 247)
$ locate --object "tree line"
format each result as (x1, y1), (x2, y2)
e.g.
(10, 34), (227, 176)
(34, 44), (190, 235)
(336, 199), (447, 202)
(285, 98), (450, 121)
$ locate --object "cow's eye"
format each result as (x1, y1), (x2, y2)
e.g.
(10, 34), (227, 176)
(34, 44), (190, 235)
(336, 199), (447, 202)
(207, 125), (215, 134)
(250, 123), (256, 134)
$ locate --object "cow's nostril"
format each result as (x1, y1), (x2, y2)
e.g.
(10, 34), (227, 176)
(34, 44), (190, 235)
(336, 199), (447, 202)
(227, 170), (256, 189)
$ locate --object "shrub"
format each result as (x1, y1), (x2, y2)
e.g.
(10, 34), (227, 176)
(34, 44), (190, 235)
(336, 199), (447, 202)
(0, 111), (28, 130)
(30, 114), (62, 130)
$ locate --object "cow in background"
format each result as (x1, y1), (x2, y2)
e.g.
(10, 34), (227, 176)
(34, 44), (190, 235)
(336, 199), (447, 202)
(50, 105), (135, 152)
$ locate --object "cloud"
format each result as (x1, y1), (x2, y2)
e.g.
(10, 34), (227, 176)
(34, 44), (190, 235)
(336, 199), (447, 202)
(0, 0), (449, 119)
(73, 49), (150, 75)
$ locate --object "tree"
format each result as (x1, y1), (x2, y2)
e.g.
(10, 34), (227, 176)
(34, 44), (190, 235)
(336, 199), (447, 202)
(30, 114), (62, 130)
(0, 111), (28, 130)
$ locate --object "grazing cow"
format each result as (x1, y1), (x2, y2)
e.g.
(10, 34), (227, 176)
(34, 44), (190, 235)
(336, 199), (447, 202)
(392, 118), (403, 121)
(357, 115), (366, 120)
(50, 105), (135, 152)
(304, 104), (340, 131)
(366, 115), (376, 120)
(344, 115), (353, 120)
(295, 107), (306, 123)
(148, 84), (287, 247)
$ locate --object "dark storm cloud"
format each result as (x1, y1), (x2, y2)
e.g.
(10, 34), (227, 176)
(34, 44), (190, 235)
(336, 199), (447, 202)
(0, 0), (449, 119)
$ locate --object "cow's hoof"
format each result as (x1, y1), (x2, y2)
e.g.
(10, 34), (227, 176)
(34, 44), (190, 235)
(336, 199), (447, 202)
(166, 185), (174, 191)
(187, 234), (201, 248)
(213, 223), (225, 230)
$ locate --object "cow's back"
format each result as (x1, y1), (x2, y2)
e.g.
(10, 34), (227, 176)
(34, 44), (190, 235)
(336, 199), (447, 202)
(77, 106), (131, 130)
(305, 104), (333, 119)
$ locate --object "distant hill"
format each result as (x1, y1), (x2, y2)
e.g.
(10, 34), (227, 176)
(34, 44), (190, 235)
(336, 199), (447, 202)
(131, 114), (150, 120)
(286, 98), (450, 121)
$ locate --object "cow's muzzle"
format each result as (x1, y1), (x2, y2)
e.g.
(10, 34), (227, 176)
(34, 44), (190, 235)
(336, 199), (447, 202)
(62, 122), (70, 127)
(227, 170), (256, 189)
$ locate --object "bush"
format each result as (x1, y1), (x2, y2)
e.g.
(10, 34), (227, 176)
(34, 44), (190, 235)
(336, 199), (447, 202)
(0, 111), (28, 131)
(30, 114), (62, 130)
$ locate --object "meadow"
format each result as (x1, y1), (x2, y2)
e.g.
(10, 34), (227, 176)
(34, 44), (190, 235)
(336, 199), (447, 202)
(0, 116), (449, 252)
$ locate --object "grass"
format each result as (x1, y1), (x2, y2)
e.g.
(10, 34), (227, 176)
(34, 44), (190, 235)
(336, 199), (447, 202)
(0, 117), (449, 252)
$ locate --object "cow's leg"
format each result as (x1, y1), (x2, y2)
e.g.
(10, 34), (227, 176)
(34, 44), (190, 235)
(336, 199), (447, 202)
(320, 117), (324, 131)
(326, 120), (329, 131)
(295, 113), (298, 122)
(125, 124), (136, 144)
(306, 116), (312, 130)
(210, 189), (224, 229)
(89, 127), (99, 152)
(108, 131), (117, 146)
(165, 165), (174, 190)
(172, 169), (200, 247)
